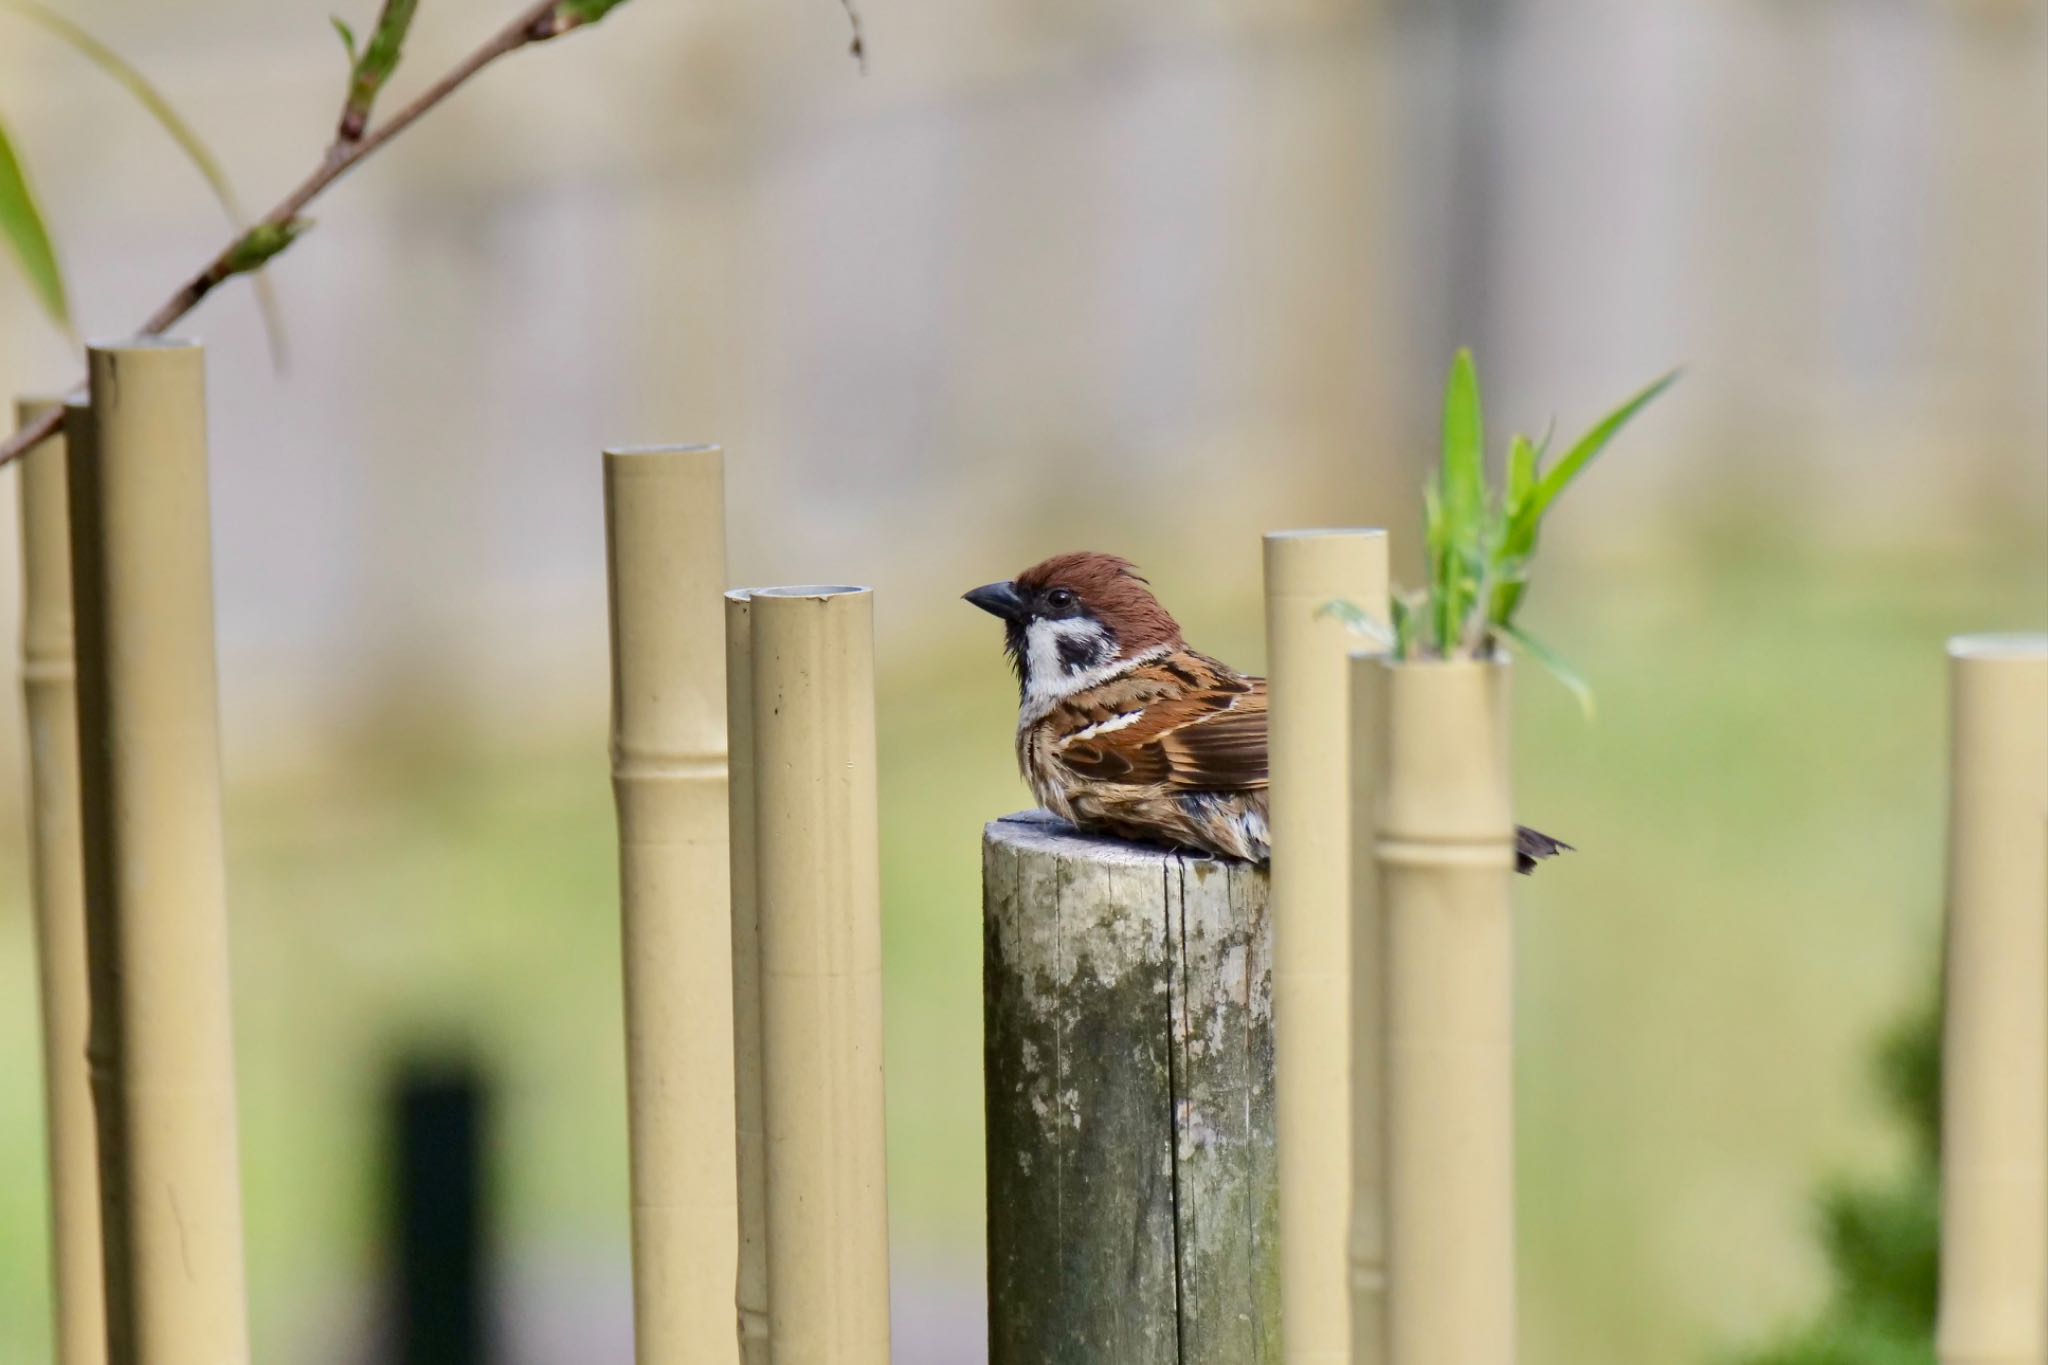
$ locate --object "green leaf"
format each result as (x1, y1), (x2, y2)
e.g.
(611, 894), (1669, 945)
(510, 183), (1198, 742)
(222, 218), (312, 276)
(340, 0), (419, 139)
(1492, 369), (1679, 631)
(332, 15), (359, 64)
(1522, 368), (1681, 528)
(555, 0), (632, 24)
(1437, 348), (1486, 652)
(0, 114), (69, 334)
(1506, 432), (1537, 515)
(0, 0), (288, 365)
(1389, 593), (1419, 660)
(1316, 597), (1393, 649)
(1496, 620), (1595, 720)
(1422, 480), (1448, 655)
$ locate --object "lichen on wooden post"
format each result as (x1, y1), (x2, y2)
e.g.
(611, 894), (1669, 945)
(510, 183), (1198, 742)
(983, 810), (1277, 1365)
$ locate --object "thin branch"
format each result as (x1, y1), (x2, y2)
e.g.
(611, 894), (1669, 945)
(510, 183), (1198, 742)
(2, 0), (617, 468)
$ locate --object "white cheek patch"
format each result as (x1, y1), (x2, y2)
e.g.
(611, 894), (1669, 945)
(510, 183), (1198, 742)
(1018, 623), (1170, 724)
(1022, 618), (1109, 702)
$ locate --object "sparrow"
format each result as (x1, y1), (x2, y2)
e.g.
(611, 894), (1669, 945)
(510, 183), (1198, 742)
(964, 550), (1571, 873)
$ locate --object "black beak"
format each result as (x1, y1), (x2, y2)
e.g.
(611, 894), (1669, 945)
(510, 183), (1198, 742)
(964, 580), (1026, 622)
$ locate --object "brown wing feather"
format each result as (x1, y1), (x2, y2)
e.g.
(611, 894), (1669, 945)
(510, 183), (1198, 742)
(1057, 686), (1269, 792)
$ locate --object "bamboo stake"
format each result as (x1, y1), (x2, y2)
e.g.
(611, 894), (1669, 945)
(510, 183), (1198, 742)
(68, 339), (250, 1365)
(724, 588), (769, 1365)
(14, 395), (106, 1365)
(602, 444), (740, 1365)
(747, 585), (891, 1365)
(1936, 633), (2048, 1365)
(1263, 529), (1388, 1365)
(1366, 656), (1516, 1365)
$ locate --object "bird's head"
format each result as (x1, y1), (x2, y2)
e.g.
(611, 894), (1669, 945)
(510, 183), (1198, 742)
(963, 551), (1183, 708)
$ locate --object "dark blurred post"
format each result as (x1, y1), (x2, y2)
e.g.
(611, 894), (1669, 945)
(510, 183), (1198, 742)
(389, 1059), (492, 1365)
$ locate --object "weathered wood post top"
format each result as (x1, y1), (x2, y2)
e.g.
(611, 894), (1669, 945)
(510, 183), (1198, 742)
(983, 810), (1278, 1364)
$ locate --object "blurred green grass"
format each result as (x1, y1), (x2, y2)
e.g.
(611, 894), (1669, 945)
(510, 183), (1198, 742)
(0, 532), (2042, 1362)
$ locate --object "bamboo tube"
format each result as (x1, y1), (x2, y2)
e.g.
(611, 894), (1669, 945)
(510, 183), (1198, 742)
(15, 396), (107, 1365)
(748, 585), (891, 1365)
(724, 589), (769, 1365)
(68, 339), (250, 1365)
(602, 445), (741, 1365)
(1936, 633), (2048, 1365)
(1366, 656), (1516, 1365)
(1263, 529), (1388, 1365)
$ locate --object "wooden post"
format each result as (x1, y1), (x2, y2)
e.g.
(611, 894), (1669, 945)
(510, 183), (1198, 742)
(69, 339), (251, 1364)
(602, 444), (740, 1365)
(723, 589), (769, 1365)
(15, 395), (107, 1365)
(982, 810), (1278, 1364)
(1364, 657), (1516, 1365)
(1936, 633), (2048, 1365)
(748, 585), (891, 1365)
(1264, 529), (1387, 1365)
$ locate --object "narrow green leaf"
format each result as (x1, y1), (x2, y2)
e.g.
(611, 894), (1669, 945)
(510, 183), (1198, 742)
(1435, 349), (1490, 656)
(1507, 432), (1537, 514)
(556, 0), (632, 24)
(1422, 480), (1448, 655)
(1497, 620), (1595, 721)
(1316, 597), (1394, 649)
(1491, 370), (1678, 632)
(332, 15), (359, 65)
(340, 0), (419, 139)
(1524, 368), (1681, 525)
(1389, 594), (1419, 661)
(0, 114), (70, 333)
(0, 0), (288, 365)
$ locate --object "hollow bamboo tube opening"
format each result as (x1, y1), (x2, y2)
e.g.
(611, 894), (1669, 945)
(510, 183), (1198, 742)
(1936, 632), (2048, 1365)
(69, 339), (250, 1364)
(1263, 528), (1388, 1365)
(1364, 656), (1516, 1365)
(602, 444), (740, 1365)
(747, 584), (891, 1365)
(16, 396), (107, 1365)
(725, 589), (769, 1365)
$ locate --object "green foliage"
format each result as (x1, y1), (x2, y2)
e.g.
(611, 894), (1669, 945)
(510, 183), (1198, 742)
(0, 115), (69, 333)
(339, 0), (420, 138)
(555, 0), (633, 25)
(0, 0), (283, 355)
(1326, 348), (1675, 712)
(1727, 999), (1939, 1365)
(222, 219), (312, 277)
(331, 15), (360, 65)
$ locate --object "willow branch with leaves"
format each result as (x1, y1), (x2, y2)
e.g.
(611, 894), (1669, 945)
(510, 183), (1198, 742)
(0, 0), (638, 468)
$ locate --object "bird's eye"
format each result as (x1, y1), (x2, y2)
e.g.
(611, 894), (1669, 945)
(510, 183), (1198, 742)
(1046, 589), (1077, 610)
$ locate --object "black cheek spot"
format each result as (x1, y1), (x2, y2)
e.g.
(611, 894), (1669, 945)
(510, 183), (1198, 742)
(1057, 634), (1105, 673)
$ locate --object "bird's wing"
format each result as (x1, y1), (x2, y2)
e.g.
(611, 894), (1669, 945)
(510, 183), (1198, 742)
(1054, 676), (1269, 792)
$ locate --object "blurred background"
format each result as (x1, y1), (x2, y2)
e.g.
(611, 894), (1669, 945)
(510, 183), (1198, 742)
(1, 0), (2044, 1360)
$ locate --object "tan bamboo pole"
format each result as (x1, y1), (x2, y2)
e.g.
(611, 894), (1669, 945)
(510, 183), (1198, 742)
(15, 396), (107, 1365)
(748, 585), (891, 1365)
(1263, 529), (1388, 1365)
(724, 588), (769, 1365)
(1936, 633), (2048, 1365)
(68, 338), (250, 1364)
(1367, 656), (1516, 1365)
(601, 444), (741, 1365)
